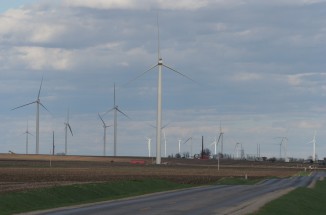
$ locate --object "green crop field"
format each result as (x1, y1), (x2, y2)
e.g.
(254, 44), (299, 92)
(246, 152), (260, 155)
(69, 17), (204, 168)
(0, 179), (192, 215)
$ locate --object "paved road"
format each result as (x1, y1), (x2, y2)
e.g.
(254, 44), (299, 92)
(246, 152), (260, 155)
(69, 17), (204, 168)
(34, 171), (326, 215)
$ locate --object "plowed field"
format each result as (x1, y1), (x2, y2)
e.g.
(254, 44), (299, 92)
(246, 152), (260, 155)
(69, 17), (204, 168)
(0, 154), (314, 193)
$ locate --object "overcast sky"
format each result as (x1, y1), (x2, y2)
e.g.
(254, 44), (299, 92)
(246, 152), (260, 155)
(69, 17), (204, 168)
(1, 0), (326, 160)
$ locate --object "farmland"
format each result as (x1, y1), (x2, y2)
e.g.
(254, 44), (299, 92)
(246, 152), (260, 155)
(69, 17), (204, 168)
(0, 153), (321, 194)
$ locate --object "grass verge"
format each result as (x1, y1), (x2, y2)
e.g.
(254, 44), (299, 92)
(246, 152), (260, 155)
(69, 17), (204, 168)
(0, 179), (193, 215)
(251, 179), (326, 215)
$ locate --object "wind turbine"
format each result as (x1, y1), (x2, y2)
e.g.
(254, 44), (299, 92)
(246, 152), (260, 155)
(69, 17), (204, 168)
(307, 131), (317, 162)
(210, 137), (218, 156)
(23, 121), (33, 154)
(98, 113), (111, 156)
(126, 16), (196, 164)
(146, 137), (152, 157)
(64, 109), (73, 155)
(275, 137), (287, 160)
(178, 138), (182, 155)
(12, 76), (49, 154)
(163, 130), (167, 157)
(104, 83), (129, 156)
(218, 123), (224, 156)
(234, 142), (241, 159)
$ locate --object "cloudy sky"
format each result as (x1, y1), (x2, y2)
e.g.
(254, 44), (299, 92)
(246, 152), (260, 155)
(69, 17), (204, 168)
(1, 0), (326, 160)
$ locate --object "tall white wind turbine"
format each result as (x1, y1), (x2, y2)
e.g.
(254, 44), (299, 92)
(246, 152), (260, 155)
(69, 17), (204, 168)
(24, 121), (33, 154)
(104, 83), (129, 156)
(98, 113), (111, 156)
(12, 76), (49, 154)
(127, 16), (196, 164)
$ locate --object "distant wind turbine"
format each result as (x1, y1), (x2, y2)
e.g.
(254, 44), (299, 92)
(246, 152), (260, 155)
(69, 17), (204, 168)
(12, 76), (49, 154)
(104, 83), (129, 156)
(218, 123), (224, 155)
(163, 130), (167, 157)
(126, 15), (196, 164)
(146, 137), (152, 157)
(24, 121), (33, 154)
(234, 142), (241, 159)
(178, 138), (182, 154)
(307, 131), (317, 162)
(98, 113), (112, 156)
(64, 109), (73, 155)
(210, 137), (218, 156)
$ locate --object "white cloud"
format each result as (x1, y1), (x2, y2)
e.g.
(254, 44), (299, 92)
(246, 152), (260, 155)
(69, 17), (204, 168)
(13, 46), (73, 70)
(62, 0), (245, 10)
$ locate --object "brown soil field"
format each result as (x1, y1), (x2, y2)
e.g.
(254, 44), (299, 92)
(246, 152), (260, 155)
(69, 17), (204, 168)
(0, 153), (322, 193)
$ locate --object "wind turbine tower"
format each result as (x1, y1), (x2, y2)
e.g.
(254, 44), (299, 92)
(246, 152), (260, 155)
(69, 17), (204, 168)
(12, 76), (48, 154)
(218, 123), (224, 156)
(178, 139), (182, 154)
(98, 113), (111, 156)
(64, 109), (73, 155)
(163, 130), (167, 157)
(105, 83), (129, 156)
(211, 137), (218, 156)
(146, 137), (152, 157)
(308, 131), (317, 162)
(24, 121), (33, 154)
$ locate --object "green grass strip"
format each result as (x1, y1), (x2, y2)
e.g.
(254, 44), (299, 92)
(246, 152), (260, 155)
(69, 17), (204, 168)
(252, 179), (326, 215)
(0, 179), (192, 215)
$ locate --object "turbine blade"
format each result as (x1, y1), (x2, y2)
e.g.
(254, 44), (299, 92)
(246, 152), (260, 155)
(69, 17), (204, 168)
(114, 83), (116, 107)
(11, 101), (36, 110)
(217, 133), (222, 144)
(38, 75), (44, 99)
(116, 108), (130, 119)
(162, 122), (171, 129)
(157, 11), (161, 61)
(162, 64), (199, 84)
(68, 124), (73, 136)
(183, 137), (192, 144)
(39, 102), (50, 113)
(123, 64), (158, 86)
(98, 113), (106, 126)
(103, 107), (115, 116)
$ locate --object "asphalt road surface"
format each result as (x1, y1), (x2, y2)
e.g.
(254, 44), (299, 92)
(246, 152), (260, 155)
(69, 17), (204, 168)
(32, 171), (326, 215)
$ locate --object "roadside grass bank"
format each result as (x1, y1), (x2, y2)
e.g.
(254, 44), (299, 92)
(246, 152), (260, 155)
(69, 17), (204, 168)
(0, 179), (193, 215)
(251, 178), (326, 215)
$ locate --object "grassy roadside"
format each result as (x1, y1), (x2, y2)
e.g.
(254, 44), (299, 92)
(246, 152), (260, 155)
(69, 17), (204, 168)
(0, 179), (193, 215)
(251, 178), (326, 215)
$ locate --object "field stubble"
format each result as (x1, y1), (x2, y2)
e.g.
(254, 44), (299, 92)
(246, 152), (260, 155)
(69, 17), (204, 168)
(0, 154), (311, 193)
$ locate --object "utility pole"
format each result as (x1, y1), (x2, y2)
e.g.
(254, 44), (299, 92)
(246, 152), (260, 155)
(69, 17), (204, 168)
(52, 131), (55, 156)
(201, 136), (204, 159)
